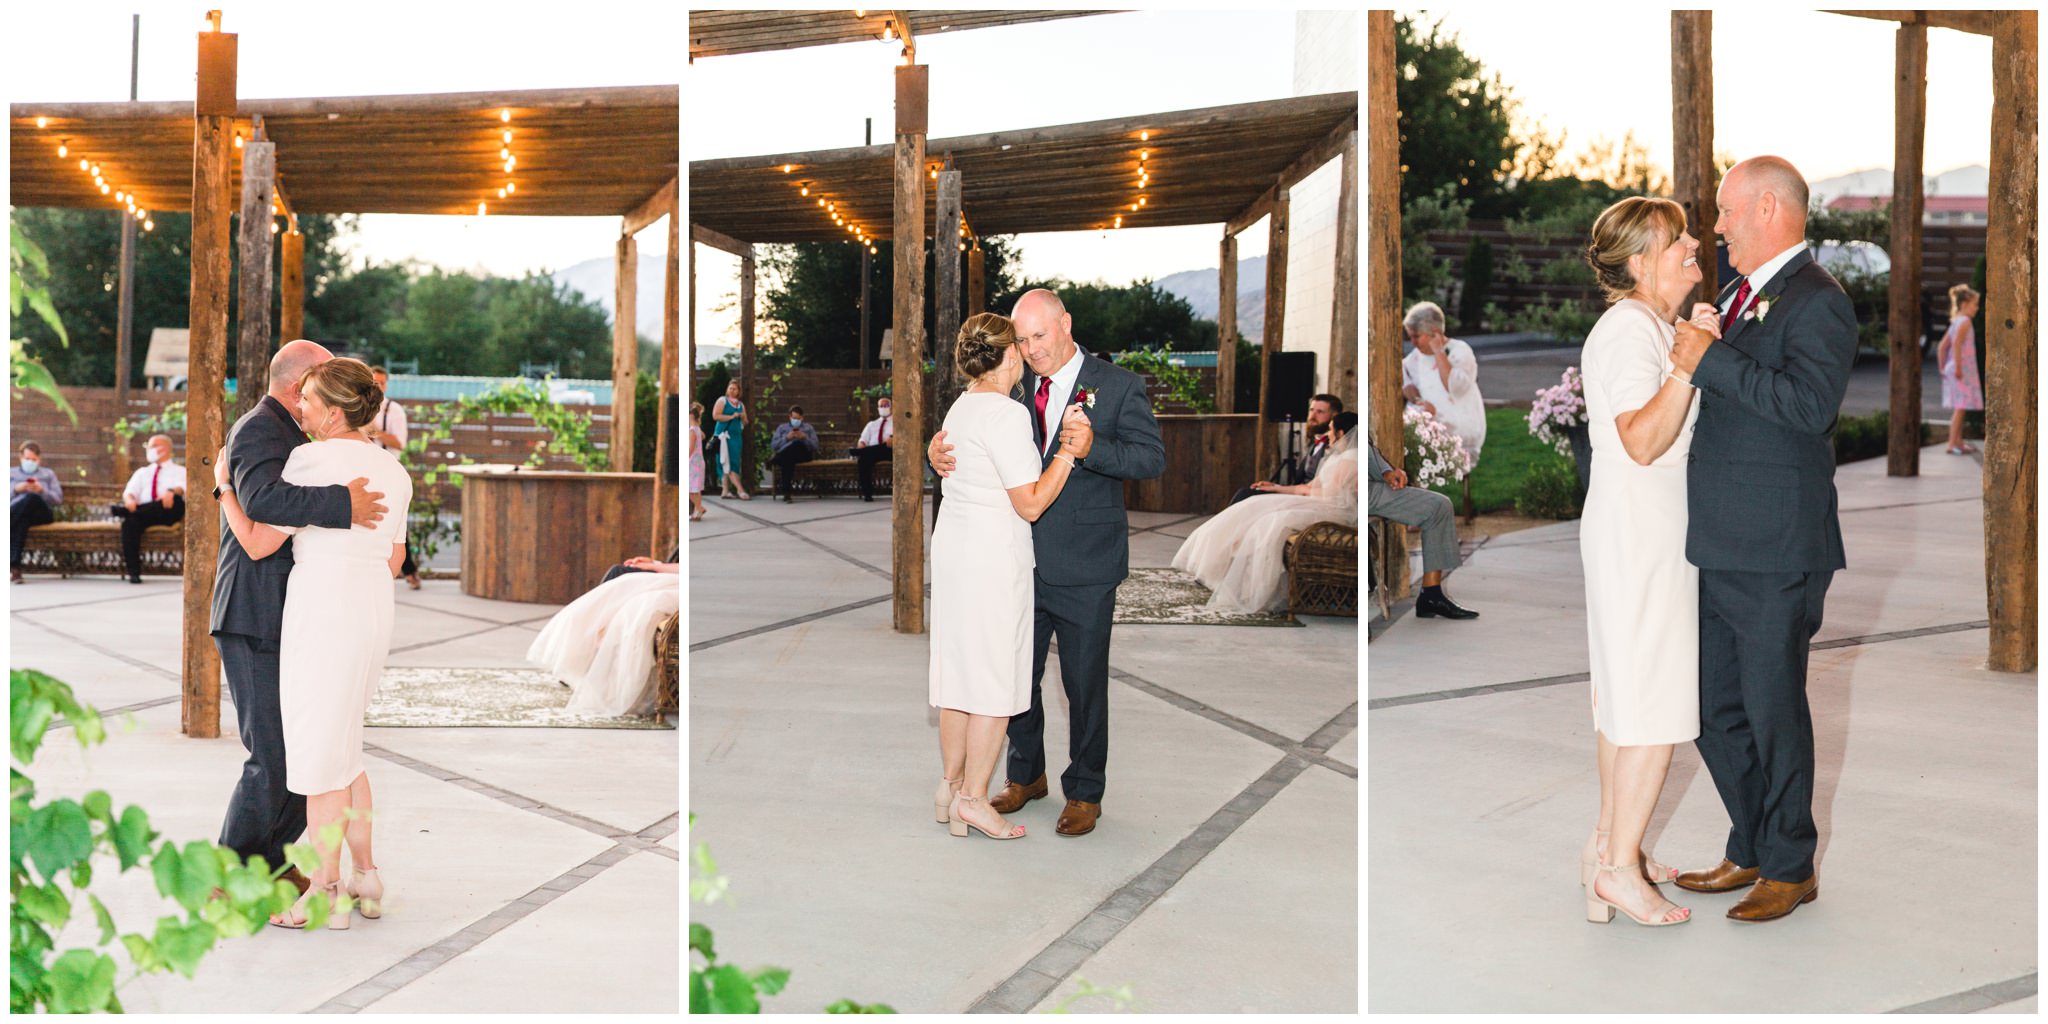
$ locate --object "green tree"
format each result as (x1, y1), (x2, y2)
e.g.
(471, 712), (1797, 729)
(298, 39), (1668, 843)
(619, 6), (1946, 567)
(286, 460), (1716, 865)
(1395, 16), (1519, 217)
(758, 235), (1020, 369)
(993, 278), (1202, 357)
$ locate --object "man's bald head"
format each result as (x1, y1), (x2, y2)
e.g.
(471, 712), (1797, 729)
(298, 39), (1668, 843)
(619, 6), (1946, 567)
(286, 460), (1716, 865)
(1729, 156), (1809, 226)
(1013, 288), (1067, 321)
(1715, 156), (1810, 275)
(268, 340), (334, 422)
(1010, 288), (1076, 377)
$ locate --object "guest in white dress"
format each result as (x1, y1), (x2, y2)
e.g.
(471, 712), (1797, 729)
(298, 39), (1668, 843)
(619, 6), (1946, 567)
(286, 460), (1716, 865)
(215, 357), (412, 930)
(1575, 196), (1712, 928)
(527, 566), (679, 715)
(1172, 414), (1360, 614)
(928, 312), (1091, 841)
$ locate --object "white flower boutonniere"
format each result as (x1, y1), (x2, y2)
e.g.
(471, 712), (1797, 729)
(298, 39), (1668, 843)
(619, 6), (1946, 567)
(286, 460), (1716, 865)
(1747, 293), (1781, 322)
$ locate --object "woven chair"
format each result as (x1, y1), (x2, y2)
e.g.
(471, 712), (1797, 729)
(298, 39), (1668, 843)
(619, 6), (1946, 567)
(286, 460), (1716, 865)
(1366, 517), (1392, 620)
(652, 610), (680, 726)
(1284, 520), (1359, 618)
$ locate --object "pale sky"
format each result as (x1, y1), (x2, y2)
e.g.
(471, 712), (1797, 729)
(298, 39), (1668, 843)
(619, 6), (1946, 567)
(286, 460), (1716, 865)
(6, 2), (679, 277)
(1417, 8), (1993, 186)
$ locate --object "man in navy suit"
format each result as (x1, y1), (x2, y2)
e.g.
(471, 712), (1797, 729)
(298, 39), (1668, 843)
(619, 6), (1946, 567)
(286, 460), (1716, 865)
(1667, 157), (1855, 922)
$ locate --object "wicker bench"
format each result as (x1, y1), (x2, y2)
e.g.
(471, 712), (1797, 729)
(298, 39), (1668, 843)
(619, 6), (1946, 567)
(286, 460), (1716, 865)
(783, 433), (890, 498)
(1284, 520), (1358, 618)
(653, 610), (679, 726)
(20, 482), (185, 577)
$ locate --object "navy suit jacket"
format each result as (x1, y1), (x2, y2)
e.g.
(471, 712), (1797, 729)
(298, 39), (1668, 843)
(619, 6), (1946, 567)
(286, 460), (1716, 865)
(209, 396), (354, 641)
(1017, 349), (1165, 587)
(1685, 249), (1855, 573)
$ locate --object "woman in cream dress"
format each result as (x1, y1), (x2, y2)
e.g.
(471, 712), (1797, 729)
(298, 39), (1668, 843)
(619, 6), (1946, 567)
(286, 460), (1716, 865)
(215, 358), (412, 930)
(527, 566), (679, 715)
(1576, 197), (1715, 928)
(1172, 413), (1360, 614)
(928, 313), (1090, 841)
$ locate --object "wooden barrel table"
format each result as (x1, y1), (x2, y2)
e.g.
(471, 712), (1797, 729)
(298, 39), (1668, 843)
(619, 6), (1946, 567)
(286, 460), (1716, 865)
(1122, 414), (1261, 514)
(456, 466), (656, 604)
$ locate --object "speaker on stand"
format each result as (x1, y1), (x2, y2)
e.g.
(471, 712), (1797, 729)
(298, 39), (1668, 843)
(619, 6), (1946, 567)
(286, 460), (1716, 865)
(1262, 351), (1318, 482)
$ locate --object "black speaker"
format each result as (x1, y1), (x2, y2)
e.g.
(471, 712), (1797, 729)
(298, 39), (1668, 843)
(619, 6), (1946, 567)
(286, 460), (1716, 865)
(1263, 351), (1317, 423)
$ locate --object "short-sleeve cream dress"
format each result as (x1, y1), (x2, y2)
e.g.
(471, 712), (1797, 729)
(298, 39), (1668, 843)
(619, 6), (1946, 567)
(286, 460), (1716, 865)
(1579, 298), (1701, 745)
(928, 392), (1044, 716)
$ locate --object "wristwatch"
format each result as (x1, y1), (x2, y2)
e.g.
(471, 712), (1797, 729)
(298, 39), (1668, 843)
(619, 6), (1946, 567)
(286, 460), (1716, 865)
(212, 482), (232, 499)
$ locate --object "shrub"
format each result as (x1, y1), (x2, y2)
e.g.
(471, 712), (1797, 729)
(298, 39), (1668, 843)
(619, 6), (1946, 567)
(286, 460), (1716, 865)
(1515, 456), (1581, 519)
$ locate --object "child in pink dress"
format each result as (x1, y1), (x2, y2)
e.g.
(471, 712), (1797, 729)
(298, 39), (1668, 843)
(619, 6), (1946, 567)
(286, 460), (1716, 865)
(688, 402), (707, 521)
(1936, 284), (1983, 455)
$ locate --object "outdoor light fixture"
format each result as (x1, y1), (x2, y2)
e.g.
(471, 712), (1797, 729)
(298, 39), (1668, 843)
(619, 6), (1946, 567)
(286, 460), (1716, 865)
(1141, 131), (1150, 141)
(503, 129), (513, 144)
(500, 109), (511, 122)
(36, 117), (47, 128)
(57, 141), (67, 158)
(78, 159), (88, 171)
(477, 202), (487, 216)
(782, 164), (793, 173)
(800, 186), (809, 196)
(817, 198), (825, 207)
(504, 157), (516, 172)
(234, 135), (243, 149)
(500, 147), (511, 161)
(498, 188), (507, 199)
(505, 181), (515, 194)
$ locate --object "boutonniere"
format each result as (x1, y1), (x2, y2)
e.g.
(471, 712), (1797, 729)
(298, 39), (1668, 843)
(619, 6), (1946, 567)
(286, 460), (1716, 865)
(1073, 387), (1096, 410)
(1745, 293), (1781, 322)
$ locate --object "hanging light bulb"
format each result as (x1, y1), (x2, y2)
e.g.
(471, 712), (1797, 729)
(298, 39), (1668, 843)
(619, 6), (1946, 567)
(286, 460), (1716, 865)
(1140, 131), (1150, 141)
(36, 117), (47, 128)
(78, 158), (89, 172)
(1114, 215), (1122, 228)
(115, 190), (125, 203)
(818, 198), (826, 207)
(500, 109), (511, 122)
(1140, 150), (1148, 161)
(503, 129), (513, 144)
(782, 164), (793, 173)
(504, 156), (516, 172)
(505, 181), (515, 195)
(477, 201), (488, 216)
(143, 219), (154, 231)
(270, 221), (279, 234)
(800, 186), (810, 196)
(500, 147), (511, 161)
(90, 163), (101, 176)
(234, 135), (243, 149)
(57, 140), (68, 158)
(498, 187), (507, 199)
(99, 183), (110, 195)
(1138, 197), (1147, 207)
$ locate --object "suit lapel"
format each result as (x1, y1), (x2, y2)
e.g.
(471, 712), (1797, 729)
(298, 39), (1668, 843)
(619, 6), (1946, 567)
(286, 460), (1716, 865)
(1721, 249), (1814, 349)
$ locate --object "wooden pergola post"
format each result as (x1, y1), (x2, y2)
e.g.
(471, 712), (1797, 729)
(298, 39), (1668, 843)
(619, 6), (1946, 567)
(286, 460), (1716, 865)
(611, 232), (639, 471)
(654, 186), (681, 556)
(739, 245), (757, 490)
(1984, 9), (2037, 672)
(1217, 233), (1238, 414)
(113, 210), (137, 482)
(1367, 9), (1409, 599)
(183, 19), (234, 740)
(934, 170), (963, 421)
(279, 221), (305, 343)
(235, 139), (276, 422)
(1889, 21), (1928, 477)
(966, 245), (985, 317)
(1329, 128), (1360, 411)
(1671, 12), (1719, 308)
(1253, 188), (1290, 483)
(892, 62), (930, 634)
(687, 232), (698, 411)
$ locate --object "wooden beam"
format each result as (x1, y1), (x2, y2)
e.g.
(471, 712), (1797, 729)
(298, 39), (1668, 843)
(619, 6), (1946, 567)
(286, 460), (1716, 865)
(624, 175), (678, 236)
(653, 184), (681, 557)
(1367, 10), (1409, 600)
(279, 224), (305, 343)
(1671, 12), (1720, 309)
(891, 64), (929, 635)
(1329, 128), (1359, 412)
(1984, 9), (2037, 672)
(687, 222), (697, 438)
(966, 246), (985, 317)
(113, 212), (136, 479)
(183, 26), (234, 740)
(1830, 10), (2002, 36)
(235, 140), (276, 423)
(1275, 113), (1360, 192)
(934, 171), (963, 420)
(739, 246), (757, 491)
(611, 232), (639, 471)
(1888, 21), (1927, 478)
(1224, 183), (1277, 239)
(1254, 187), (1290, 484)
(14, 84), (680, 122)
(689, 222), (750, 258)
(1217, 232), (1238, 414)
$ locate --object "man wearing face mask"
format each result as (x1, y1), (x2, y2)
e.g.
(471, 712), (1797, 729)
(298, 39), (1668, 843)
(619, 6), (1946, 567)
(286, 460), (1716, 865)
(10, 442), (64, 584)
(851, 398), (894, 503)
(110, 434), (188, 583)
(769, 404), (820, 503)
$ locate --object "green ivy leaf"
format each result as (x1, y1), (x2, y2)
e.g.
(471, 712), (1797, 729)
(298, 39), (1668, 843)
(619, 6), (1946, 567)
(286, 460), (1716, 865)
(67, 858), (90, 890)
(688, 922), (715, 962)
(80, 790), (112, 826)
(688, 969), (712, 1014)
(174, 840), (224, 911)
(13, 695), (55, 764)
(151, 916), (216, 978)
(88, 894), (117, 947)
(150, 840), (182, 900)
(26, 800), (92, 883)
(15, 879), (71, 929)
(118, 933), (164, 975)
(112, 806), (154, 871)
(751, 966), (791, 996)
(41, 950), (114, 1013)
(705, 963), (760, 1013)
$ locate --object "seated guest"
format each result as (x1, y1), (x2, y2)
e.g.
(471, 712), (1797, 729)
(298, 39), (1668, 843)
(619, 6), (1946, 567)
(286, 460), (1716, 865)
(769, 405), (820, 503)
(1174, 413), (1360, 614)
(600, 546), (680, 586)
(1401, 300), (1487, 458)
(1228, 393), (1343, 507)
(1367, 437), (1478, 620)
(110, 433), (187, 583)
(850, 398), (893, 502)
(10, 442), (64, 584)
(526, 570), (679, 716)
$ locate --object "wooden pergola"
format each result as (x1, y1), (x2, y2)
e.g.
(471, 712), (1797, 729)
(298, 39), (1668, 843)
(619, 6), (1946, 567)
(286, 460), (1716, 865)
(1367, 10), (2036, 671)
(11, 27), (681, 734)
(693, 14), (1357, 632)
(688, 9), (1116, 59)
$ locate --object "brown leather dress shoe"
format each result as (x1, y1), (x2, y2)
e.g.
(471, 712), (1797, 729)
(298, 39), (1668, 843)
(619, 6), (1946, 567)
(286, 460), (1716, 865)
(1727, 874), (1817, 922)
(1055, 800), (1101, 836)
(1673, 858), (1760, 894)
(988, 773), (1048, 814)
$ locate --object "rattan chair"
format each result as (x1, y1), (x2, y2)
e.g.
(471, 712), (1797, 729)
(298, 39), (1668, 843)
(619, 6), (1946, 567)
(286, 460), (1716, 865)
(1284, 520), (1359, 618)
(1366, 517), (1392, 620)
(652, 610), (680, 726)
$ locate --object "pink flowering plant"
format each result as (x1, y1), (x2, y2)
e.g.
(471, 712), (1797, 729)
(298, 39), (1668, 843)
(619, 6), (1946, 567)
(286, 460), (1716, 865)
(1401, 405), (1475, 489)
(1527, 365), (1586, 457)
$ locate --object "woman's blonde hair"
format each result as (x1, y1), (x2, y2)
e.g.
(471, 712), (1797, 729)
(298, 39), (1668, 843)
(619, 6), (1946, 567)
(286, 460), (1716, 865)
(1584, 196), (1688, 305)
(297, 357), (383, 431)
(1949, 283), (1979, 319)
(956, 312), (1018, 381)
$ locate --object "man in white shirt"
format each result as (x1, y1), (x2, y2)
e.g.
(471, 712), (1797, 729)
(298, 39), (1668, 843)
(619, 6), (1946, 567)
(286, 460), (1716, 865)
(111, 433), (186, 583)
(1401, 300), (1487, 459)
(850, 398), (893, 502)
(367, 366), (420, 589)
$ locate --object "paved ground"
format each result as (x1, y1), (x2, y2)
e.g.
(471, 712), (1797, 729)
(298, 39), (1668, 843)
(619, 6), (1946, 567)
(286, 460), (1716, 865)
(1367, 445), (2036, 1013)
(10, 575), (678, 1013)
(688, 497), (1358, 1013)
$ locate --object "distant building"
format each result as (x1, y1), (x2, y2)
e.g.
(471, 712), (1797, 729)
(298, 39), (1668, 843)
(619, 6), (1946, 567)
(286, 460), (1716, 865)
(1827, 194), (1989, 226)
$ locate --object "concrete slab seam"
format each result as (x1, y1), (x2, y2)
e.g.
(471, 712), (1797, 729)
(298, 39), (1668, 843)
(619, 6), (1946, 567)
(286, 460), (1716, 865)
(387, 620), (539, 655)
(387, 600), (557, 631)
(1106, 664), (1354, 777)
(12, 612), (182, 682)
(7, 588), (178, 614)
(713, 502), (893, 578)
(50, 694), (183, 733)
(361, 742), (641, 842)
(1887, 971), (2037, 1013)
(689, 593), (892, 652)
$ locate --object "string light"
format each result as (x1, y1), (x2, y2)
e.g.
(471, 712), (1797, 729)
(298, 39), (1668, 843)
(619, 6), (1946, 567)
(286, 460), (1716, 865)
(477, 201), (488, 216)
(36, 116), (47, 128)
(78, 159), (88, 171)
(143, 220), (154, 232)
(800, 186), (809, 196)
(57, 140), (68, 158)
(500, 109), (511, 122)
(270, 221), (279, 234)
(1141, 131), (1150, 141)
(500, 147), (511, 161)
(782, 164), (793, 173)
(498, 188), (507, 199)
(504, 156), (516, 172)
(234, 134), (243, 149)
(503, 128), (513, 144)
(505, 181), (515, 194)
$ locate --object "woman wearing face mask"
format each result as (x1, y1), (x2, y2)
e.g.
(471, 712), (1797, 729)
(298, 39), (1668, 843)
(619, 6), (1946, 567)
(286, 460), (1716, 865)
(213, 357), (413, 930)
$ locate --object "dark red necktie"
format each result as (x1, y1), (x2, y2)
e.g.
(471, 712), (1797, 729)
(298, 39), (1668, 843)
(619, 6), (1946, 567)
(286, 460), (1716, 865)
(149, 466), (160, 501)
(1730, 278), (1755, 322)
(1034, 377), (1052, 450)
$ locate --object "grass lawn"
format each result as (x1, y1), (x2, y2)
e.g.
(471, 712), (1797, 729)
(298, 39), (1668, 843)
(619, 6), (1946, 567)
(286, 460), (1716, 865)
(1424, 405), (1570, 513)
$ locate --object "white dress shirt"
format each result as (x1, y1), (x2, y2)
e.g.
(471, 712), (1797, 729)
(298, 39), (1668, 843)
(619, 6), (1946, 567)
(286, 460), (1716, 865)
(1035, 347), (1085, 454)
(373, 398), (409, 451)
(857, 413), (893, 447)
(1722, 241), (1810, 318)
(122, 460), (188, 504)
(1402, 337), (1487, 454)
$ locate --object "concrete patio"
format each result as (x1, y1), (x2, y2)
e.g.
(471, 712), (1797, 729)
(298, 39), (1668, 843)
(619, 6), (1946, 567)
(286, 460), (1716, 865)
(1367, 444), (2035, 1013)
(688, 496), (1358, 1013)
(9, 575), (678, 1013)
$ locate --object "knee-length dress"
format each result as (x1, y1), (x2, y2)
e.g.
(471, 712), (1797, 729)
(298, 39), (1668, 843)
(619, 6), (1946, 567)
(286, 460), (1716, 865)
(928, 392), (1042, 716)
(1579, 298), (1700, 745)
(712, 398), (745, 477)
(274, 438), (413, 794)
(688, 423), (706, 493)
(1940, 315), (1984, 411)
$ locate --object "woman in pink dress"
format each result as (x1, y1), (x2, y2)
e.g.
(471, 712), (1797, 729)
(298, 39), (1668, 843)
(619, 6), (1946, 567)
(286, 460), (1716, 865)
(1936, 283), (1983, 455)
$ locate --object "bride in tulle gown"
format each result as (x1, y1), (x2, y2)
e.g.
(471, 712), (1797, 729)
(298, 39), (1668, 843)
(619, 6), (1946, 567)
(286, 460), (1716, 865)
(1172, 413), (1360, 614)
(527, 566), (679, 715)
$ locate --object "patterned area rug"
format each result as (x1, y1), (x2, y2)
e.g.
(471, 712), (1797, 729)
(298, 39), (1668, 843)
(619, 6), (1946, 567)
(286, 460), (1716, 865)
(1112, 568), (1302, 627)
(364, 668), (672, 729)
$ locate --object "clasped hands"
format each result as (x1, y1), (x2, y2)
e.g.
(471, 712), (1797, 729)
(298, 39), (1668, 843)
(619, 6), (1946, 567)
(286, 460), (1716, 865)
(1670, 302), (1722, 375)
(928, 403), (1092, 477)
(214, 445), (388, 528)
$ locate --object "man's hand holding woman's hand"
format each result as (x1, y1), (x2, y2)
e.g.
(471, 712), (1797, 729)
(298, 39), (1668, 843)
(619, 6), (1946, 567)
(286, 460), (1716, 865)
(1057, 404), (1092, 458)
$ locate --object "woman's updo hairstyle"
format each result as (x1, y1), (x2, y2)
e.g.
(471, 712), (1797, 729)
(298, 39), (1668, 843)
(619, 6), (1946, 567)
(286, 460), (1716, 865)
(1948, 283), (1979, 318)
(956, 312), (1018, 381)
(298, 357), (384, 431)
(1583, 196), (1687, 305)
